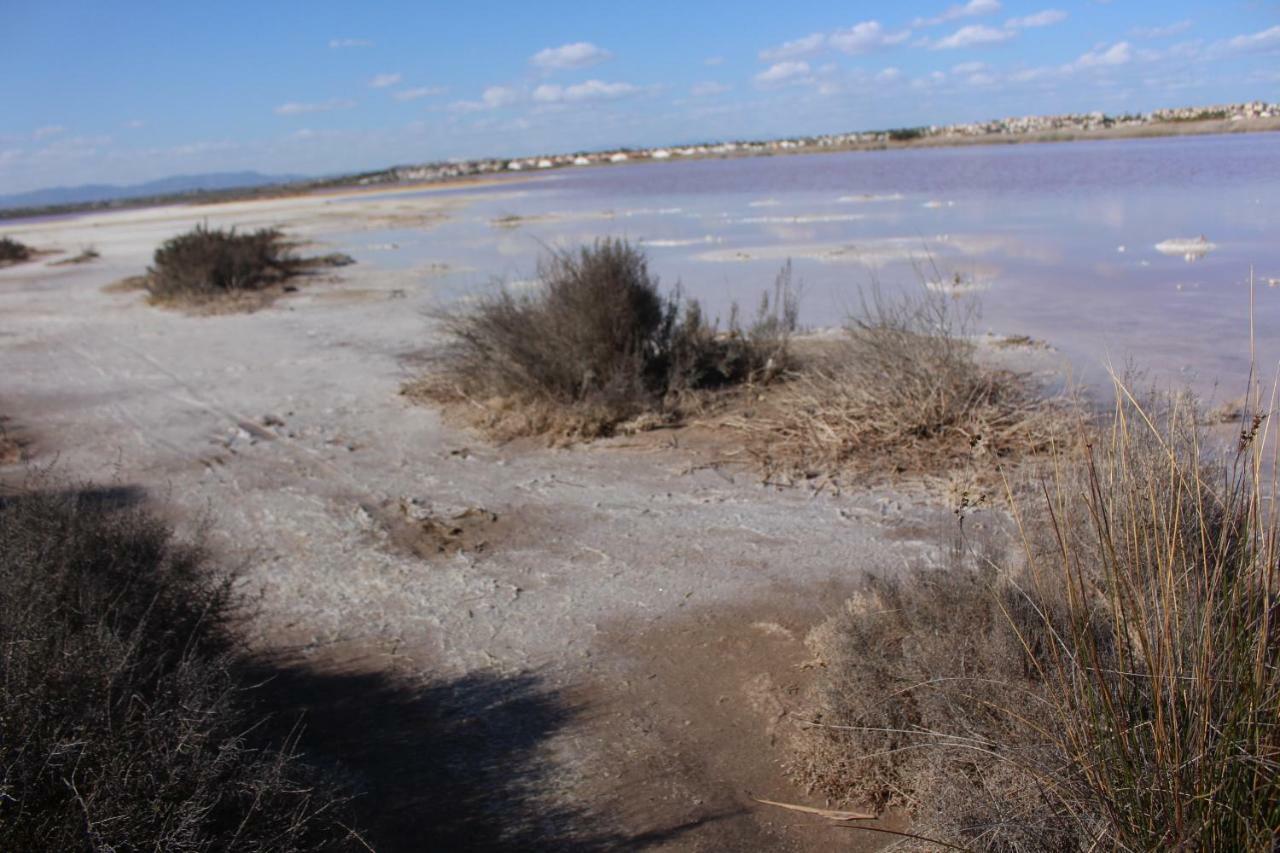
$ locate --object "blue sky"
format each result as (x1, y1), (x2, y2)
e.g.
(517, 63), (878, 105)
(2, 0), (1278, 193)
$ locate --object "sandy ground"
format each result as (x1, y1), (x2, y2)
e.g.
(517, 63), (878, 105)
(0, 190), (976, 850)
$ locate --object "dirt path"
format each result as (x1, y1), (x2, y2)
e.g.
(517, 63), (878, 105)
(0, 193), (951, 850)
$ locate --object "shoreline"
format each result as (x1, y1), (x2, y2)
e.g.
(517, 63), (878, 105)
(4, 116), (1279, 225)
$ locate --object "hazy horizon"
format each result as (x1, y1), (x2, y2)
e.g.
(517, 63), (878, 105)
(3, 0), (1278, 196)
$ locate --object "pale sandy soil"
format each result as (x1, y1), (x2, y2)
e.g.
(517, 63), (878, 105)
(0, 189), (984, 850)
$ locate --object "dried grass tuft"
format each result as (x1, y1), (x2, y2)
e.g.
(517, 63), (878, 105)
(727, 287), (1068, 484)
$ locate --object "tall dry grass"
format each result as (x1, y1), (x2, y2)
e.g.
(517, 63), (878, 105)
(794, 382), (1280, 850)
(1002, 384), (1280, 850)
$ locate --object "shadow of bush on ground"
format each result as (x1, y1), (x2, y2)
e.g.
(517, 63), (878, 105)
(248, 659), (729, 851)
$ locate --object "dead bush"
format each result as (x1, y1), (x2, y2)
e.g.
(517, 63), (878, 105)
(731, 286), (1066, 483)
(144, 224), (352, 307)
(0, 236), (32, 265)
(410, 240), (797, 439)
(0, 486), (358, 851)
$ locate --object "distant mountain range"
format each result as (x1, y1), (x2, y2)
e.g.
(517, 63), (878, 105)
(0, 171), (308, 211)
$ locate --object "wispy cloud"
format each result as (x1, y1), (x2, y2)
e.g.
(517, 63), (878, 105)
(32, 125), (66, 140)
(1226, 25), (1280, 54)
(369, 72), (402, 89)
(759, 21), (909, 61)
(1070, 41), (1132, 69)
(274, 99), (357, 116)
(932, 24), (1015, 49)
(875, 67), (903, 83)
(913, 0), (1001, 29)
(759, 33), (826, 61)
(690, 81), (731, 97)
(450, 86), (521, 112)
(328, 38), (373, 49)
(755, 60), (812, 86)
(393, 86), (447, 102)
(1006, 10), (1067, 30)
(1133, 20), (1192, 40)
(831, 22), (912, 54)
(530, 42), (612, 70)
(703, 56), (725, 66)
(533, 80), (642, 103)
(123, 119), (146, 129)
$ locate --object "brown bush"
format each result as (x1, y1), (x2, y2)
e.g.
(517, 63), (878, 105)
(143, 224), (353, 307)
(0, 485), (358, 851)
(410, 240), (796, 439)
(730, 286), (1066, 483)
(0, 236), (32, 265)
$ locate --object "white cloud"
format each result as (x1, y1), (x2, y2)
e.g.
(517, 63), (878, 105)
(123, 119), (146, 129)
(328, 38), (372, 48)
(369, 72), (402, 88)
(530, 42), (612, 70)
(1071, 41), (1132, 69)
(933, 24), (1015, 49)
(758, 21), (908, 62)
(1006, 9), (1067, 29)
(914, 0), (1001, 28)
(451, 86), (522, 112)
(1133, 20), (1192, 39)
(875, 66), (903, 82)
(754, 60), (811, 86)
(1227, 26), (1280, 54)
(32, 125), (66, 140)
(759, 33), (826, 61)
(532, 79), (641, 103)
(393, 86), (447, 102)
(704, 56), (725, 66)
(274, 99), (357, 116)
(690, 81), (731, 97)
(830, 21), (911, 53)
(951, 60), (987, 74)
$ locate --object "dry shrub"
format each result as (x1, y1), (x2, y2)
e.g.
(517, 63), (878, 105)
(0, 486), (357, 851)
(792, 541), (1083, 851)
(732, 287), (1065, 483)
(0, 236), (32, 265)
(793, 386), (1280, 850)
(411, 240), (796, 440)
(144, 224), (352, 307)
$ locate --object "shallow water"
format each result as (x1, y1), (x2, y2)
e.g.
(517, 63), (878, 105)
(332, 133), (1280, 400)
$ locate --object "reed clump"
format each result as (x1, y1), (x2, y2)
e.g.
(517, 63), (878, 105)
(793, 385), (1280, 850)
(409, 239), (797, 440)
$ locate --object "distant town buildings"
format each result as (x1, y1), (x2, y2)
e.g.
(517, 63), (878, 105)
(374, 102), (1280, 187)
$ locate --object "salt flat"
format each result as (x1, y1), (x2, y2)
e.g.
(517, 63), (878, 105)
(0, 186), (958, 850)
